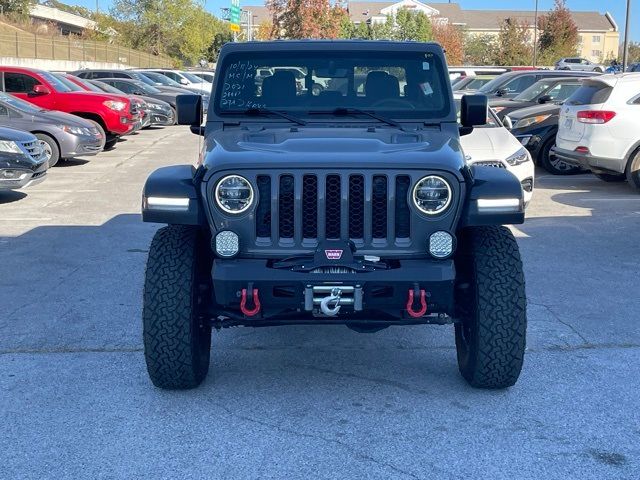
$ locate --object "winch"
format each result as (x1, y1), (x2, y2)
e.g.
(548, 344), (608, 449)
(304, 284), (363, 316)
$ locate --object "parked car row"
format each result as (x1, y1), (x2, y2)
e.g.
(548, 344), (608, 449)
(0, 66), (214, 193)
(451, 65), (640, 191)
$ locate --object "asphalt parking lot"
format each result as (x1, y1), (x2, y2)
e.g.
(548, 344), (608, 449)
(1, 127), (639, 479)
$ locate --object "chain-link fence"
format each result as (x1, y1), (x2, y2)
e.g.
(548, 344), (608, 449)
(0, 32), (173, 67)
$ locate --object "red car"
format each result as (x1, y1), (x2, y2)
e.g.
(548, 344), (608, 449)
(0, 67), (139, 150)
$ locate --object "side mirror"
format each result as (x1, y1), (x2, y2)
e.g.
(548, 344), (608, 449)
(32, 85), (51, 95)
(502, 116), (513, 130)
(180, 78), (189, 85)
(176, 94), (202, 128)
(538, 94), (552, 104)
(495, 88), (507, 97)
(460, 94), (488, 135)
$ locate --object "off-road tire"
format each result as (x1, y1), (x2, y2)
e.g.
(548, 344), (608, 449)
(625, 149), (640, 190)
(143, 225), (212, 389)
(594, 172), (625, 182)
(539, 137), (581, 175)
(455, 226), (527, 389)
(34, 133), (60, 167)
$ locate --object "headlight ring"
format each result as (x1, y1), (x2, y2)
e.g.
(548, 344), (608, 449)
(214, 174), (254, 214)
(412, 175), (452, 216)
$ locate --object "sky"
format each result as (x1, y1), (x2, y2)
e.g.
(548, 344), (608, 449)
(67, 0), (638, 42)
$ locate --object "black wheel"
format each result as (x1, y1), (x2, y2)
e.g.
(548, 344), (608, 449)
(454, 226), (527, 389)
(170, 106), (178, 125)
(626, 150), (640, 190)
(538, 137), (581, 175)
(594, 172), (626, 182)
(143, 225), (212, 389)
(311, 83), (323, 96)
(594, 67), (604, 73)
(34, 133), (60, 167)
(104, 135), (118, 150)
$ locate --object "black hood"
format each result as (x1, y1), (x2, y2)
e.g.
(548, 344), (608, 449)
(202, 126), (466, 180)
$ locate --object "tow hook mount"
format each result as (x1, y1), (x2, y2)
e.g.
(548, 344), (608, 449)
(304, 285), (363, 316)
(240, 283), (261, 317)
(406, 284), (428, 318)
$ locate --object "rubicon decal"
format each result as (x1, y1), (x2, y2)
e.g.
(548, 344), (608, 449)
(325, 249), (344, 260)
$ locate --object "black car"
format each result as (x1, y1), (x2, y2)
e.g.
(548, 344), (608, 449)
(489, 76), (588, 120)
(477, 70), (597, 99)
(506, 102), (581, 175)
(140, 40), (528, 391)
(0, 126), (48, 190)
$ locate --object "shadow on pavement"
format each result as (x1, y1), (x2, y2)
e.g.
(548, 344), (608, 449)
(0, 190), (27, 204)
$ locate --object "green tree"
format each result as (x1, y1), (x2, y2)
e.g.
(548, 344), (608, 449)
(537, 0), (579, 64)
(395, 9), (432, 41)
(110, 0), (230, 65)
(0, 0), (32, 16)
(494, 18), (532, 65)
(464, 33), (498, 65)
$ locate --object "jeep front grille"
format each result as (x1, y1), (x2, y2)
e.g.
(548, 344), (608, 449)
(254, 173), (412, 246)
(474, 160), (506, 169)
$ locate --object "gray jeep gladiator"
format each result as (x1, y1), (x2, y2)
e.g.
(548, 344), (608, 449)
(141, 41), (527, 390)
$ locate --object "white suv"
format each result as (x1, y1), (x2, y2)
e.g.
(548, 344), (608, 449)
(554, 73), (640, 189)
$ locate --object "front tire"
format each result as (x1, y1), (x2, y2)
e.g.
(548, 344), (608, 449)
(104, 135), (118, 151)
(143, 225), (212, 389)
(455, 226), (527, 389)
(35, 133), (60, 167)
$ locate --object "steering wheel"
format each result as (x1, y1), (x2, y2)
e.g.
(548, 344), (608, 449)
(371, 98), (416, 109)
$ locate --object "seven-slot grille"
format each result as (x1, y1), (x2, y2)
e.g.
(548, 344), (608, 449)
(474, 160), (506, 169)
(19, 140), (43, 161)
(254, 172), (412, 246)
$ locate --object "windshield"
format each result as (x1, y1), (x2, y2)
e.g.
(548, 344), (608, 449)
(52, 74), (84, 92)
(91, 81), (124, 94)
(216, 50), (450, 120)
(41, 71), (74, 92)
(0, 91), (44, 113)
(182, 71), (206, 83)
(131, 81), (161, 94)
(513, 80), (556, 101)
(478, 74), (511, 93)
(141, 71), (183, 87)
(465, 77), (493, 90)
(72, 78), (103, 93)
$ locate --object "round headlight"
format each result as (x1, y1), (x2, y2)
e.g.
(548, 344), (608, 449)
(412, 175), (452, 215)
(215, 175), (254, 214)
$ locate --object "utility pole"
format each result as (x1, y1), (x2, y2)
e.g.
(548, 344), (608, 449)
(622, 0), (631, 70)
(532, 0), (539, 67)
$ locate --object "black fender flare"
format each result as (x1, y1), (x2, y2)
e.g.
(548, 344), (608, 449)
(459, 165), (525, 227)
(142, 165), (205, 225)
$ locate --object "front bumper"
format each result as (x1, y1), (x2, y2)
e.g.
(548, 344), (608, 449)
(149, 109), (175, 126)
(552, 147), (625, 174)
(210, 258), (456, 322)
(0, 160), (48, 190)
(61, 132), (104, 158)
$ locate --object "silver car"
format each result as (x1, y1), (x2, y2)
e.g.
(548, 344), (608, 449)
(0, 92), (104, 166)
(0, 126), (48, 190)
(555, 57), (604, 73)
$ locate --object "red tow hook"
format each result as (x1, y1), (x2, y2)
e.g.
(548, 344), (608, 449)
(240, 287), (261, 317)
(406, 287), (427, 318)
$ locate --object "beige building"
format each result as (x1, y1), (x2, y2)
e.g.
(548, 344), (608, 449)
(242, 0), (619, 63)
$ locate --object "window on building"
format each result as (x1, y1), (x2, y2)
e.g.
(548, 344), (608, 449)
(591, 50), (602, 58)
(592, 35), (601, 43)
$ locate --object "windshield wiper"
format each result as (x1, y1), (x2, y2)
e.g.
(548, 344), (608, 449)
(309, 108), (400, 128)
(240, 107), (306, 126)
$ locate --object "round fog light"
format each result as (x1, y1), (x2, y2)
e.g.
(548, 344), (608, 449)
(429, 231), (454, 258)
(215, 230), (239, 258)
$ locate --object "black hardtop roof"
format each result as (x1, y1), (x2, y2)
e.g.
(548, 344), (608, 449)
(219, 40), (445, 56)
